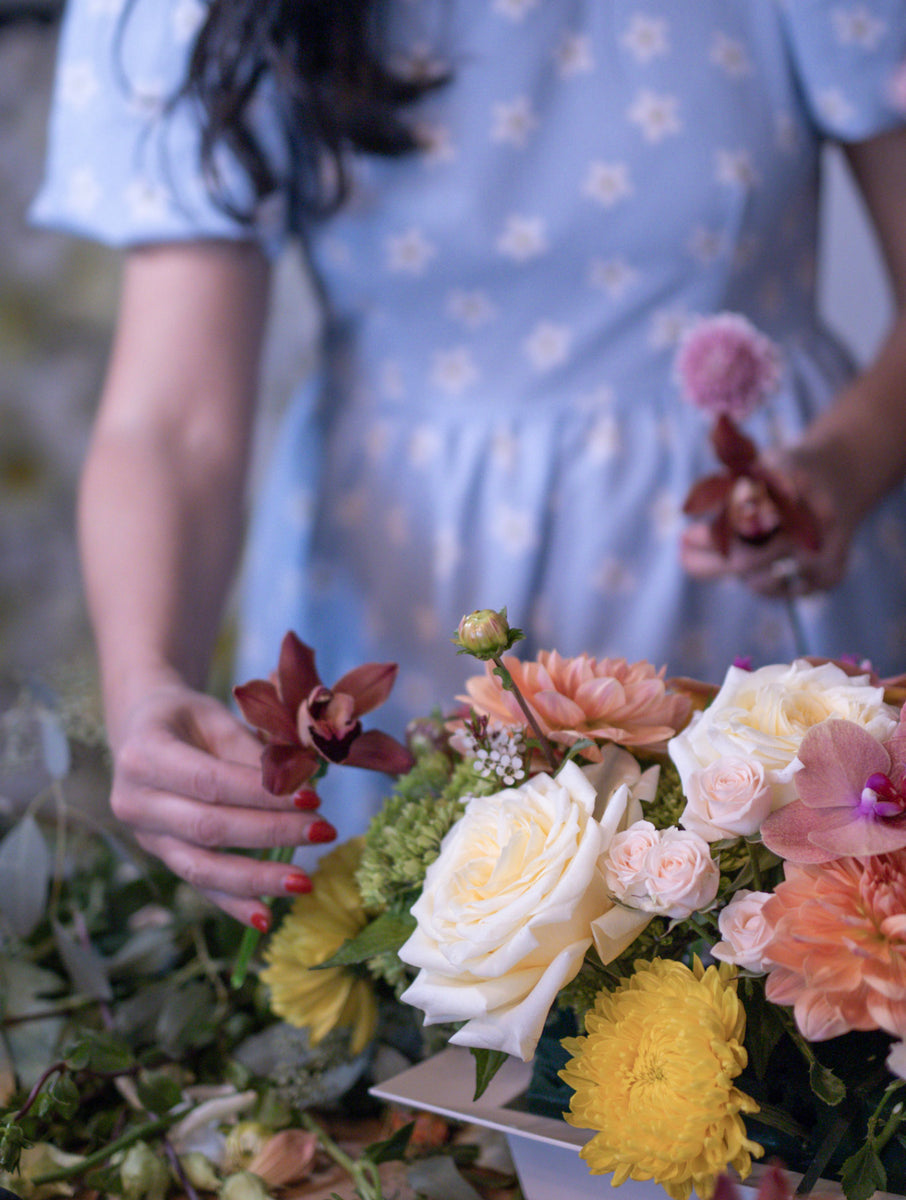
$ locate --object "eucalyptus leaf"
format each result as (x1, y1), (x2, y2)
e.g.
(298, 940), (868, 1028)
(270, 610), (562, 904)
(470, 1048), (509, 1100)
(0, 957), (66, 1091)
(406, 1154), (484, 1200)
(318, 910), (416, 968)
(37, 708), (70, 781)
(0, 815), (52, 940)
(52, 921), (112, 1002)
(155, 980), (214, 1055)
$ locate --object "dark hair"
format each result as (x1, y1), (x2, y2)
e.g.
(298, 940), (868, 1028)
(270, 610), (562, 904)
(178, 0), (447, 223)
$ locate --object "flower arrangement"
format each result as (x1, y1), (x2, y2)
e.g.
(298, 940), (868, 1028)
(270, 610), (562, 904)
(235, 612), (906, 1200)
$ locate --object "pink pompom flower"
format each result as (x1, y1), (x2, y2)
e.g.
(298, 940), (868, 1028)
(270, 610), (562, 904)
(675, 312), (782, 420)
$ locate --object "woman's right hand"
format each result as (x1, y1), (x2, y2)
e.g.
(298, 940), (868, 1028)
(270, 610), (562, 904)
(108, 677), (336, 929)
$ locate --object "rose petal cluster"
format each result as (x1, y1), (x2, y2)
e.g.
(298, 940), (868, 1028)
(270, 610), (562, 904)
(603, 823), (719, 919)
(398, 760), (647, 1060)
(668, 660), (896, 811)
(711, 890), (774, 973)
(680, 756), (773, 842)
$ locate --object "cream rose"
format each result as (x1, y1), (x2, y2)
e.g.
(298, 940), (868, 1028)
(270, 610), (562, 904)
(680, 756), (773, 841)
(711, 890), (774, 973)
(602, 823), (719, 919)
(668, 660), (896, 810)
(398, 757), (650, 1060)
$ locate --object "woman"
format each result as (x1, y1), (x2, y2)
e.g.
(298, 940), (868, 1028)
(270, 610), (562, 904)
(31, 1), (906, 928)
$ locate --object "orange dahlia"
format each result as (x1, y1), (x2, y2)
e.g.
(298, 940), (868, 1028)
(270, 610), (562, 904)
(459, 651), (691, 759)
(762, 851), (906, 1041)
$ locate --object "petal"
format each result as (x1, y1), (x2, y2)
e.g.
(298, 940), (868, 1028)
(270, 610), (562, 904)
(261, 744), (319, 794)
(332, 661), (399, 717)
(233, 680), (298, 743)
(530, 690), (586, 729)
(277, 632), (321, 713)
(810, 814), (906, 858)
(713, 414), (758, 472)
(795, 719), (890, 809)
(760, 801), (838, 863)
(682, 473), (733, 516)
(343, 728), (415, 775)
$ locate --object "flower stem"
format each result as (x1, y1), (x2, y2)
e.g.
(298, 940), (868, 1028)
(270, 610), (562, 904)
(300, 1111), (384, 1200)
(491, 655), (558, 772)
(230, 845), (295, 989)
(783, 593), (810, 659)
(31, 1114), (178, 1185)
(746, 841), (763, 891)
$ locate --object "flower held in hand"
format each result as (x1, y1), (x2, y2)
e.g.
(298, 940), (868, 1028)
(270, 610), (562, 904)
(234, 631), (414, 794)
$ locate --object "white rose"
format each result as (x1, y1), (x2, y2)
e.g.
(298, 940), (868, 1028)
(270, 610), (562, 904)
(603, 824), (719, 919)
(668, 660), (895, 809)
(680, 756), (773, 841)
(398, 758), (649, 1061)
(712, 890), (774, 973)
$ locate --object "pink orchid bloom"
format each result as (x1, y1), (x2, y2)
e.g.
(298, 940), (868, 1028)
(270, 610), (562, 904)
(233, 631), (414, 795)
(760, 717), (906, 862)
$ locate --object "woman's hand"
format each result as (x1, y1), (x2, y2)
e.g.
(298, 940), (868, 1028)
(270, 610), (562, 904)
(108, 677), (334, 929)
(680, 450), (853, 598)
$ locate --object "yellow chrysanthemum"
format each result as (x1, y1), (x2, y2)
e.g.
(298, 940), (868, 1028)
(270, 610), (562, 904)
(262, 838), (377, 1055)
(559, 957), (762, 1200)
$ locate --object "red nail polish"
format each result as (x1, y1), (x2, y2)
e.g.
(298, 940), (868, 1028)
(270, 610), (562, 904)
(293, 787), (320, 810)
(251, 911), (271, 934)
(284, 873), (312, 895)
(308, 819), (337, 844)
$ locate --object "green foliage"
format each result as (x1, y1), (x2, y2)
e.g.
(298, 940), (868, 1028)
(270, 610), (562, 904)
(357, 750), (492, 910)
(469, 1048), (509, 1100)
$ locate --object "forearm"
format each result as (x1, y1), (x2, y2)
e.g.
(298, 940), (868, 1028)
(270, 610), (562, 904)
(792, 307), (906, 529)
(78, 241), (271, 745)
(78, 424), (246, 741)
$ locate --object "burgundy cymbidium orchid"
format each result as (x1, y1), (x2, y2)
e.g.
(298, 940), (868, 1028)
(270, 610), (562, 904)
(761, 715), (906, 862)
(234, 631), (415, 795)
(683, 415), (822, 555)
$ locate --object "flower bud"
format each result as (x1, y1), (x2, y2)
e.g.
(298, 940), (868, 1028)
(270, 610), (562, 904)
(452, 608), (521, 659)
(119, 1141), (171, 1200)
(219, 1170), (273, 1200)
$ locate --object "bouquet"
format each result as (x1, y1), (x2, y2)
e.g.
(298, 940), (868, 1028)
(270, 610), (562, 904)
(233, 612), (906, 1200)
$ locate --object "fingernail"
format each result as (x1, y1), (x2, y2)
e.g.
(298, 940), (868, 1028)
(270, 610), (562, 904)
(308, 819), (337, 844)
(251, 911), (271, 934)
(284, 873), (312, 895)
(293, 787), (320, 810)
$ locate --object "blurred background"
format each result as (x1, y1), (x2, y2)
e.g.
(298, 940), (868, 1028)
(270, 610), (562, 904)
(0, 3), (896, 713)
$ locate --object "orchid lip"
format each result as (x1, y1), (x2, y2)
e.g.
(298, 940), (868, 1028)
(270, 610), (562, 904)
(860, 772), (906, 817)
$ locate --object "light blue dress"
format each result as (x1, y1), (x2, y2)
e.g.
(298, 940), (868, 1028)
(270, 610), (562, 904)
(32, 0), (906, 838)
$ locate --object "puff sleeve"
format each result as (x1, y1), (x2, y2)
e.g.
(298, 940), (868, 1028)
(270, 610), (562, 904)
(30, 0), (288, 251)
(780, 0), (906, 141)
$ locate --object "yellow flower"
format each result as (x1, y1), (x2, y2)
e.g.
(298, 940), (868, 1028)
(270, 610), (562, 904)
(262, 838), (377, 1055)
(559, 957), (762, 1200)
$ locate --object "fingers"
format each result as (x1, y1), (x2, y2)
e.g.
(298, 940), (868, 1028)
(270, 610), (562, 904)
(680, 522), (844, 598)
(134, 829), (315, 918)
(116, 782), (333, 850)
